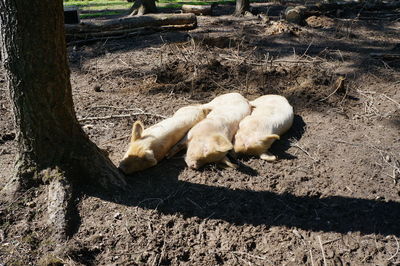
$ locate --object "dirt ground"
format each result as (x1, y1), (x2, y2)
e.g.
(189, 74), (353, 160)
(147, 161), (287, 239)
(1, 2), (400, 265)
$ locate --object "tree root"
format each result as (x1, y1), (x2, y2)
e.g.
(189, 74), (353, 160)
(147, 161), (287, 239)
(1, 142), (126, 243)
(46, 168), (73, 242)
(127, 0), (157, 16)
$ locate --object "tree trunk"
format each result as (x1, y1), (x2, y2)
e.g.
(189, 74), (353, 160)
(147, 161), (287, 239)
(0, 0), (126, 236)
(233, 0), (250, 16)
(128, 0), (157, 16)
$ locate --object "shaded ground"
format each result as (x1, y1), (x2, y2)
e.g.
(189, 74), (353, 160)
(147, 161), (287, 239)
(1, 2), (400, 265)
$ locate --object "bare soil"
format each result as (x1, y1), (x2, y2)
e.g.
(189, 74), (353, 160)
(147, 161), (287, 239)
(1, 2), (400, 265)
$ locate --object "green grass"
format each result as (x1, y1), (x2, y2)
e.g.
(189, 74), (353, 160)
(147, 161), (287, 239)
(64, 0), (129, 6)
(64, 0), (131, 10)
(80, 10), (125, 18)
(63, 0), (235, 18)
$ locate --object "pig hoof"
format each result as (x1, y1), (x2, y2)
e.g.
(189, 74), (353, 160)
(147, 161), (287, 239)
(260, 153), (276, 161)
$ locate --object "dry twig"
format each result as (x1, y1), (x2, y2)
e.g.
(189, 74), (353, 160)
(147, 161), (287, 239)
(323, 237), (342, 245)
(290, 140), (319, 162)
(78, 111), (166, 122)
(309, 249), (315, 266)
(100, 134), (130, 146)
(320, 76), (346, 101)
(231, 251), (266, 260)
(318, 236), (328, 266)
(387, 236), (399, 261)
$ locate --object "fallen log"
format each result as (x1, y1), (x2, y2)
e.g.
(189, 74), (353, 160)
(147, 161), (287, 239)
(284, 0), (400, 24)
(181, 4), (213, 16)
(65, 13), (197, 40)
(67, 24), (195, 44)
(311, 1), (400, 12)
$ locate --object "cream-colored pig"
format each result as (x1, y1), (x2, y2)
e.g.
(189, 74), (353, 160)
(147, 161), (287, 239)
(118, 105), (210, 174)
(169, 93), (251, 169)
(234, 95), (294, 161)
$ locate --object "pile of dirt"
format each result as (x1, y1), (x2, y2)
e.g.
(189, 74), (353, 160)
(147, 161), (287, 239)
(306, 15), (336, 28)
(265, 20), (303, 35)
(141, 53), (351, 116)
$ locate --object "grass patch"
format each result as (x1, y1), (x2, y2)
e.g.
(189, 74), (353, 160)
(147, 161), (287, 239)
(64, 0), (131, 11)
(80, 10), (125, 18)
(64, 0), (236, 19)
(64, 0), (235, 9)
(64, 0), (128, 6)
(159, 0), (234, 5)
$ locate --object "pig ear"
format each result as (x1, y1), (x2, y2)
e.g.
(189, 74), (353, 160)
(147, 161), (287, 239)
(213, 134), (233, 153)
(202, 107), (212, 116)
(262, 134), (280, 143)
(131, 121), (144, 141)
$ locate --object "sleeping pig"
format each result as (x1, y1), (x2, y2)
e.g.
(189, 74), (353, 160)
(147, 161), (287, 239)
(118, 105), (210, 174)
(234, 94), (294, 161)
(168, 93), (251, 169)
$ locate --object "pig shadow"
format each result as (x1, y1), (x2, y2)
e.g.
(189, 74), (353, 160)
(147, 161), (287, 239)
(269, 114), (306, 160)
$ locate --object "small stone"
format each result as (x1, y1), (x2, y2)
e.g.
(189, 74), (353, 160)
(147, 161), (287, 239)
(93, 85), (102, 92)
(2, 133), (15, 141)
(258, 13), (270, 23)
(26, 201), (36, 208)
(114, 212), (122, 220)
(244, 11), (254, 18)
(325, 249), (335, 259)
(292, 229), (303, 239)
(82, 124), (94, 130)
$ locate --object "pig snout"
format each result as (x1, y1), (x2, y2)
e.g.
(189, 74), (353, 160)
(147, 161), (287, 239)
(185, 158), (201, 169)
(188, 162), (199, 169)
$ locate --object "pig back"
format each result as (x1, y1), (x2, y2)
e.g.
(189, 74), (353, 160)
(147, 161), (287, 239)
(250, 95), (294, 135)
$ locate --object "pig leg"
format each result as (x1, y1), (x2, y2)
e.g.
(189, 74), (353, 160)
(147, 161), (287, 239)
(228, 149), (237, 159)
(166, 134), (188, 159)
(260, 152), (277, 161)
(220, 156), (238, 169)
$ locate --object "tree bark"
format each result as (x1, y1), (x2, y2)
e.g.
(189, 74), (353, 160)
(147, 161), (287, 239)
(0, 0), (126, 195)
(65, 13), (197, 34)
(128, 0), (157, 16)
(233, 0), (250, 16)
(182, 4), (213, 16)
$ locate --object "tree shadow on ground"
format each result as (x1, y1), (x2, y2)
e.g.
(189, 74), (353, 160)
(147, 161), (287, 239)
(86, 112), (399, 237)
(89, 166), (400, 237)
